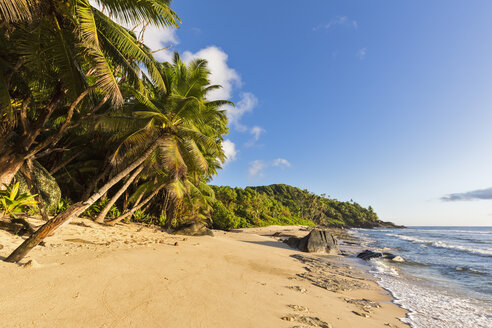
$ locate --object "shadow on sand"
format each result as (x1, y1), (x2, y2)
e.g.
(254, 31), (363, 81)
(240, 239), (295, 251)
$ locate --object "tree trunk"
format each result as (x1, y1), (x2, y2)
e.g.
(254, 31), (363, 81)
(0, 152), (24, 188)
(0, 85), (66, 187)
(122, 190), (129, 212)
(95, 165), (143, 223)
(81, 164), (110, 200)
(108, 184), (164, 226)
(49, 150), (82, 175)
(164, 201), (177, 229)
(4, 139), (160, 263)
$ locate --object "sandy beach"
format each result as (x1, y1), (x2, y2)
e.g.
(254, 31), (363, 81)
(0, 219), (408, 328)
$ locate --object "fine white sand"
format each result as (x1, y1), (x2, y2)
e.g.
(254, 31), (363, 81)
(0, 218), (408, 328)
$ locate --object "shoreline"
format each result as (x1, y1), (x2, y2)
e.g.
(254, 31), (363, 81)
(351, 227), (492, 328)
(1, 219), (408, 327)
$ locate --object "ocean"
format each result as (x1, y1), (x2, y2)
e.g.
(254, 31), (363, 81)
(350, 226), (492, 328)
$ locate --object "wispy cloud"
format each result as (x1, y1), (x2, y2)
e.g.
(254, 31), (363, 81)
(222, 139), (237, 163)
(244, 126), (266, 147)
(248, 158), (292, 179)
(225, 92), (258, 131)
(314, 16), (358, 31)
(248, 160), (268, 178)
(250, 126), (265, 141)
(356, 48), (367, 60)
(441, 187), (492, 201)
(273, 158), (291, 168)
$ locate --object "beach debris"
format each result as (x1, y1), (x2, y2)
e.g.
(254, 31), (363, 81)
(281, 314), (332, 328)
(174, 242), (179, 246)
(287, 304), (309, 312)
(0, 244), (3, 250)
(286, 286), (307, 293)
(173, 222), (214, 237)
(285, 229), (339, 254)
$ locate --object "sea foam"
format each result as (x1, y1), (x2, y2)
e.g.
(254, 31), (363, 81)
(386, 234), (492, 257)
(370, 259), (492, 328)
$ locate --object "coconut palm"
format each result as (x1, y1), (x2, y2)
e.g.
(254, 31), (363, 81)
(5, 53), (231, 262)
(93, 53), (230, 224)
(0, 0), (180, 186)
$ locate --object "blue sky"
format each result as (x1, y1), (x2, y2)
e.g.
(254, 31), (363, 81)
(144, 0), (492, 226)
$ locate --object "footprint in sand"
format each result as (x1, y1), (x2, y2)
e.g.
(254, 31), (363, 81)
(286, 286), (307, 293)
(281, 314), (332, 328)
(287, 304), (309, 312)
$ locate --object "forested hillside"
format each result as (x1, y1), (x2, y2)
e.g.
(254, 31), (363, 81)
(211, 184), (397, 229)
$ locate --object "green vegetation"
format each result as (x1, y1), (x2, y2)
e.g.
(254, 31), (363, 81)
(210, 184), (382, 229)
(0, 2), (389, 262)
(0, 183), (38, 219)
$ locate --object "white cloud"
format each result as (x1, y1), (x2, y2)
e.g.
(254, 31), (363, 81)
(141, 26), (178, 62)
(222, 139), (237, 163)
(314, 16), (358, 31)
(245, 125), (266, 147)
(356, 48), (367, 60)
(183, 46), (241, 100)
(248, 158), (291, 179)
(250, 126), (265, 141)
(273, 158), (291, 168)
(248, 160), (268, 178)
(94, 13), (263, 152)
(225, 92), (258, 131)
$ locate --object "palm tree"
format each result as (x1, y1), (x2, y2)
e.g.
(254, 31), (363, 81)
(0, 0), (180, 186)
(93, 53), (230, 224)
(5, 53), (231, 262)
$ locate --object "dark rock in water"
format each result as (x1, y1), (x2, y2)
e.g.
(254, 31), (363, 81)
(285, 229), (338, 254)
(173, 222), (214, 237)
(357, 249), (404, 262)
(357, 250), (383, 260)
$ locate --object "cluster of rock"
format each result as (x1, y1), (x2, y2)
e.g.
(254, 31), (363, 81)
(284, 229), (339, 254)
(357, 249), (404, 262)
(173, 222), (214, 236)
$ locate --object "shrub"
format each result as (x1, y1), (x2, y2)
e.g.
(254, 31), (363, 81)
(211, 201), (240, 230)
(0, 182), (38, 219)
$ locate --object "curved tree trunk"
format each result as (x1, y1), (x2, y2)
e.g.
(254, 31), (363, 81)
(0, 152), (24, 188)
(108, 184), (165, 226)
(4, 139), (160, 263)
(95, 165), (143, 223)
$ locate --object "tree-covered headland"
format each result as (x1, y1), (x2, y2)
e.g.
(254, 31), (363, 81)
(211, 184), (395, 230)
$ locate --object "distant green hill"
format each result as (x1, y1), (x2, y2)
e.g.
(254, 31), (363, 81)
(210, 184), (400, 230)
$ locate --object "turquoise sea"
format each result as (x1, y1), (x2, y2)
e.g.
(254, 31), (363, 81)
(351, 226), (492, 328)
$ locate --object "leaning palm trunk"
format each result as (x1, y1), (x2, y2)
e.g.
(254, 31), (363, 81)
(95, 165), (143, 223)
(107, 184), (165, 226)
(4, 139), (160, 262)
